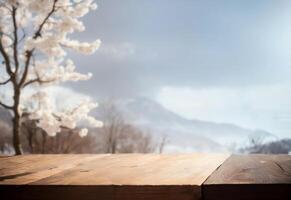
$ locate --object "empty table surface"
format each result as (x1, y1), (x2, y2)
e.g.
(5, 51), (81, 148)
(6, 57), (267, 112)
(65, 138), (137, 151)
(0, 154), (229, 200)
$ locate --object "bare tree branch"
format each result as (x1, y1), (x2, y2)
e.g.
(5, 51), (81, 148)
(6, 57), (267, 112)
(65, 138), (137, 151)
(0, 2), (12, 12)
(12, 6), (19, 74)
(18, 50), (33, 87)
(0, 35), (13, 76)
(0, 100), (13, 110)
(0, 77), (11, 85)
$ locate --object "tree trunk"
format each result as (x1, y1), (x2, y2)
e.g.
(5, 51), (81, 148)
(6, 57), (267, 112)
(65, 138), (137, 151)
(41, 131), (47, 154)
(12, 109), (22, 155)
(12, 88), (23, 155)
(28, 130), (34, 153)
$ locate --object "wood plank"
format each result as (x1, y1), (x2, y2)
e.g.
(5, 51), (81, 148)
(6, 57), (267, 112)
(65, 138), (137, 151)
(0, 154), (229, 200)
(203, 154), (291, 200)
(0, 155), (108, 184)
(31, 154), (228, 186)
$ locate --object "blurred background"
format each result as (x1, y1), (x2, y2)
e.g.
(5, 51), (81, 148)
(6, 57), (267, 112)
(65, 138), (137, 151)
(1, 0), (291, 154)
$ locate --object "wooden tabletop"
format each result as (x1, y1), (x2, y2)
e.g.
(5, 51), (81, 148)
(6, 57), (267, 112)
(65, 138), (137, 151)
(203, 154), (291, 200)
(0, 154), (290, 200)
(0, 154), (229, 200)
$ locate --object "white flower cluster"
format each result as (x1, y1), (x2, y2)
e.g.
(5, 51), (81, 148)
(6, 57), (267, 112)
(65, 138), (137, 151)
(0, 0), (103, 137)
(62, 39), (101, 55)
(28, 91), (103, 137)
(27, 58), (92, 84)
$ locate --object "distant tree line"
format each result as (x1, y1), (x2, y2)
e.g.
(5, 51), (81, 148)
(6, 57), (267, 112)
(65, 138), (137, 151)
(0, 102), (167, 154)
(240, 136), (291, 154)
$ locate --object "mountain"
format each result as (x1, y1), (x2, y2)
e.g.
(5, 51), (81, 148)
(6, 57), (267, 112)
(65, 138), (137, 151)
(0, 97), (276, 153)
(112, 97), (275, 153)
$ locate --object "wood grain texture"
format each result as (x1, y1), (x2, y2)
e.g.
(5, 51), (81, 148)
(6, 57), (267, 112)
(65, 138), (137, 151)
(0, 154), (229, 200)
(203, 154), (291, 200)
(0, 155), (105, 184)
(31, 154), (228, 186)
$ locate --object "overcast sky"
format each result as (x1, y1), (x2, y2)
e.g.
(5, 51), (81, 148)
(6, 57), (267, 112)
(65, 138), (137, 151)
(1, 0), (290, 138)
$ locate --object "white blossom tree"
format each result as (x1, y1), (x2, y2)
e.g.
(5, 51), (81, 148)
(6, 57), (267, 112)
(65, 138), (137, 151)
(0, 0), (103, 155)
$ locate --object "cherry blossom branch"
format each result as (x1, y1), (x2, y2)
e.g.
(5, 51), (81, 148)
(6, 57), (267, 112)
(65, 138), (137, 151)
(23, 77), (56, 88)
(33, 0), (58, 39)
(23, 55), (57, 88)
(19, 0), (58, 88)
